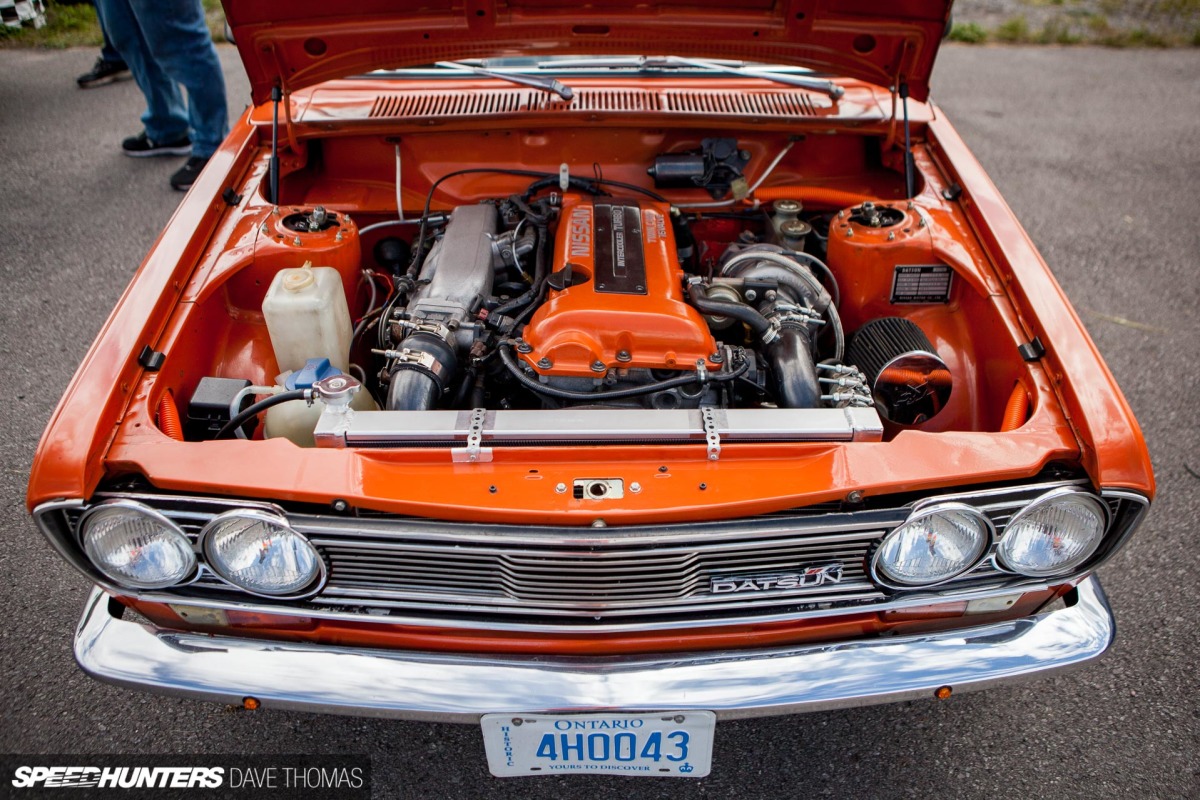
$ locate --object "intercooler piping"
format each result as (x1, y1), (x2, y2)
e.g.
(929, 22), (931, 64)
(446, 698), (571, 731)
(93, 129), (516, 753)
(765, 328), (821, 409)
(386, 334), (458, 412)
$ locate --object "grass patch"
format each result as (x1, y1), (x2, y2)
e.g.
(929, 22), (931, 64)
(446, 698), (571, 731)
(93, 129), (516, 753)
(948, 21), (989, 43)
(202, 0), (227, 43)
(995, 15), (1032, 42)
(0, 3), (104, 49)
(1087, 13), (1176, 45)
(950, 4), (1199, 47)
(1038, 17), (1085, 43)
(0, 0), (226, 48)
(1098, 26), (1173, 45)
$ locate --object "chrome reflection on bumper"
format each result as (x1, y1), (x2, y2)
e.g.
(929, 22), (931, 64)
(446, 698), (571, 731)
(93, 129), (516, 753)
(74, 577), (1115, 723)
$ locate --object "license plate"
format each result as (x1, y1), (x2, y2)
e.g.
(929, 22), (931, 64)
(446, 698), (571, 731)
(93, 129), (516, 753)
(481, 711), (716, 778)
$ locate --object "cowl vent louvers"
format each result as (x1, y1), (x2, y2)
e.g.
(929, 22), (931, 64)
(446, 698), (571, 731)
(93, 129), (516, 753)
(662, 90), (819, 117)
(367, 88), (826, 120)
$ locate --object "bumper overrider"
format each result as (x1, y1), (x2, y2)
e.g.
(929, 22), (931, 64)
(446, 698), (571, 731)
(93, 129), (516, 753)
(75, 577), (1114, 723)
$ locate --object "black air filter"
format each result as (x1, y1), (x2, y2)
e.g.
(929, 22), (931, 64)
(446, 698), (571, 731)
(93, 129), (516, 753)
(846, 317), (952, 425)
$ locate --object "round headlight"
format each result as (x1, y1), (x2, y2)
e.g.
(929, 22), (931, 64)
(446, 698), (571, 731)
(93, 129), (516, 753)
(80, 501), (196, 589)
(998, 489), (1107, 577)
(201, 511), (323, 597)
(873, 504), (991, 587)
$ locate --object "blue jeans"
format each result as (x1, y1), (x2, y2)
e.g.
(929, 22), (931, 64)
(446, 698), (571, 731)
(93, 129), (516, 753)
(95, 0), (227, 158)
(92, 1), (124, 66)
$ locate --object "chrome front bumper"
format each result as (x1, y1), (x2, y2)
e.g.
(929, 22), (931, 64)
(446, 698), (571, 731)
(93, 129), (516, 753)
(74, 578), (1115, 723)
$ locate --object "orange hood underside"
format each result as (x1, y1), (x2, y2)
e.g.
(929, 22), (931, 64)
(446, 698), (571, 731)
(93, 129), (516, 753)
(222, 0), (952, 105)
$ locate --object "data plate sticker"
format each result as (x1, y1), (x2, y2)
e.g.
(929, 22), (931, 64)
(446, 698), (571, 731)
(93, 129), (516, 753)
(891, 264), (953, 304)
(481, 711), (716, 778)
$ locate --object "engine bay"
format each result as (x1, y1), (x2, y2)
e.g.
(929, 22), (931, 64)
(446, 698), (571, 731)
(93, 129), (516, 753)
(164, 127), (1025, 451)
(375, 189), (873, 419)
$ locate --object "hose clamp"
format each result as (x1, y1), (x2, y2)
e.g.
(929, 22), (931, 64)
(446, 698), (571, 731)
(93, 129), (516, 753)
(395, 318), (453, 342)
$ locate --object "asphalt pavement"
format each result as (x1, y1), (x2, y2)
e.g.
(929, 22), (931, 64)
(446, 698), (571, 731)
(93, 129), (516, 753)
(0, 44), (1197, 799)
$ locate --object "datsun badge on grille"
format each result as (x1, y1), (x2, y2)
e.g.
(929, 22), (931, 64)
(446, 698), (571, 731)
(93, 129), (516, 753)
(710, 564), (844, 594)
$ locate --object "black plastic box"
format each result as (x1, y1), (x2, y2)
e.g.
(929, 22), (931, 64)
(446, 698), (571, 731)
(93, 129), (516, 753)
(185, 377), (253, 441)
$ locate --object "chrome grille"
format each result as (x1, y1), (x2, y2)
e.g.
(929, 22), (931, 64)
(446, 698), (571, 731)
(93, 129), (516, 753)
(47, 480), (1138, 628)
(284, 512), (899, 619)
(311, 527), (884, 614)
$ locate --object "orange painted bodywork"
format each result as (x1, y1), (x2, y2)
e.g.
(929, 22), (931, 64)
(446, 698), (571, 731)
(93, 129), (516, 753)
(26, 66), (1153, 652)
(223, 0), (953, 105)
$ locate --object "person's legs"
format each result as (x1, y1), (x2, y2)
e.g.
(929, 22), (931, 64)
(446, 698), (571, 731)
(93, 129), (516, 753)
(93, 0), (124, 66)
(77, 0), (130, 88)
(96, 0), (189, 145)
(131, 0), (227, 158)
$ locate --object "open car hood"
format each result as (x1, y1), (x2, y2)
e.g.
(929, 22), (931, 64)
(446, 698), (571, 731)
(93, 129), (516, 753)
(223, 0), (953, 106)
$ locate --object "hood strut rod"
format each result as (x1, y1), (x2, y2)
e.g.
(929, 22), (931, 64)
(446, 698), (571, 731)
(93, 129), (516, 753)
(900, 81), (914, 199)
(268, 85), (281, 205)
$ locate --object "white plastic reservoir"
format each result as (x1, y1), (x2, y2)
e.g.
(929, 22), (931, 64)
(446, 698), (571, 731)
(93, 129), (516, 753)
(264, 390), (378, 448)
(262, 262), (352, 373)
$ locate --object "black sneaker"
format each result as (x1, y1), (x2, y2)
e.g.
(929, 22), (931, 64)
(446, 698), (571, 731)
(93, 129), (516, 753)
(170, 156), (210, 192)
(77, 57), (131, 89)
(121, 131), (192, 158)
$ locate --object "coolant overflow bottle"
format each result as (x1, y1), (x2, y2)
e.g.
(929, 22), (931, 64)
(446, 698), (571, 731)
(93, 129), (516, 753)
(262, 260), (352, 373)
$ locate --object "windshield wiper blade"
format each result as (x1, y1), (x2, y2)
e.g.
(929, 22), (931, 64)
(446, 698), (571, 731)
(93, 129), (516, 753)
(645, 57), (844, 99)
(544, 56), (843, 99)
(436, 61), (574, 101)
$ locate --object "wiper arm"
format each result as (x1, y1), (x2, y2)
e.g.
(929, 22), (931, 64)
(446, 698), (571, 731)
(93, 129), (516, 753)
(545, 56), (843, 99)
(644, 57), (844, 99)
(436, 61), (574, 101)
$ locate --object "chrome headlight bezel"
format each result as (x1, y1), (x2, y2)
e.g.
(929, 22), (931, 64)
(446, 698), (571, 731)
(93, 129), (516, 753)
(870, 502), (994, 589)
(200, 509), (326, 599)
(79, 499), (197, 590)
(996, 487), (1109, 578)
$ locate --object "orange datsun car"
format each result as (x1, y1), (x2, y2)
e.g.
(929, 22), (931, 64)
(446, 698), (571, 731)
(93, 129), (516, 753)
(28, 0), (1153, 779)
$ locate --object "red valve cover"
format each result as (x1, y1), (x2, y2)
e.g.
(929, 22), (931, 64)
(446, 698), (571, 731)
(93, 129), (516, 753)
(520, 195), (718, 378)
